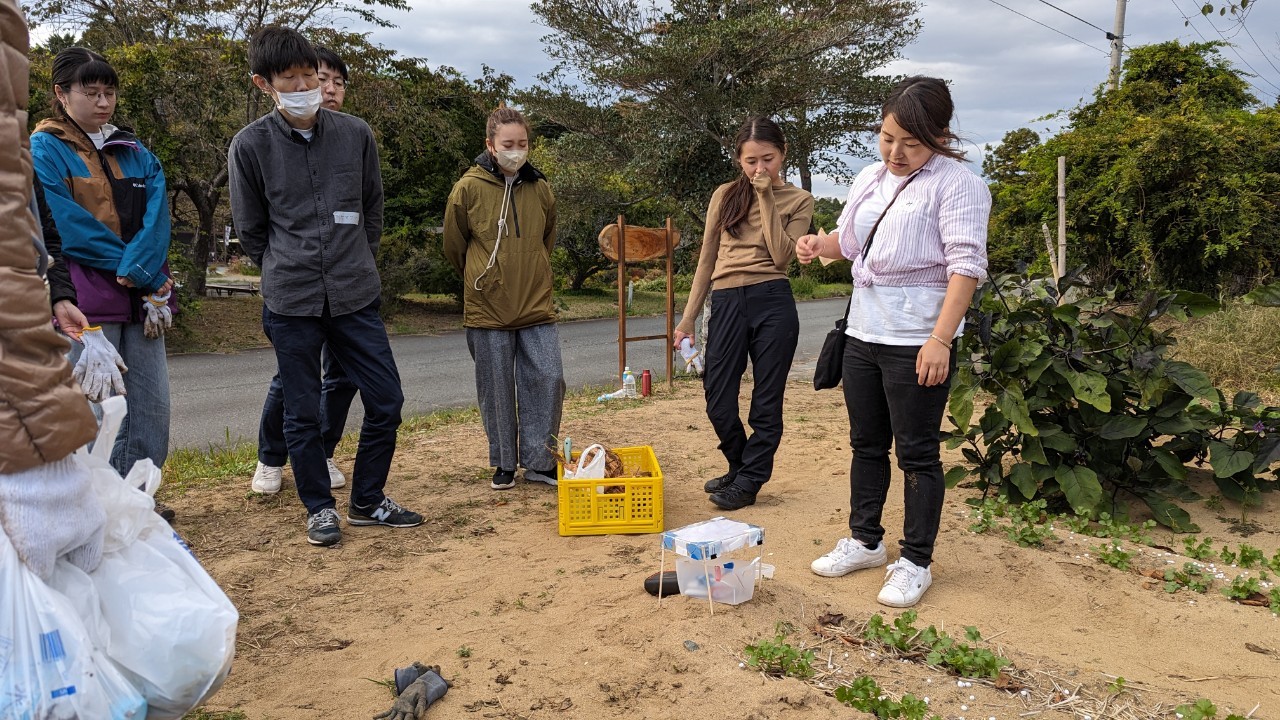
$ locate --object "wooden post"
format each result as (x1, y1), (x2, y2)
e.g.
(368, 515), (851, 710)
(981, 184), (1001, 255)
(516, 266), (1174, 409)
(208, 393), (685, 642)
(665, 217), (675, 391)
(1041, 223), (1059, 281)
(1057, 156), (1067, 280)
(616, 215), (627, 382)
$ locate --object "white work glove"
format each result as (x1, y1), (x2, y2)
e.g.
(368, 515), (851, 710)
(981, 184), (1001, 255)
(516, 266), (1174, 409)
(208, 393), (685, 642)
(0, 455), (108, 582)
(73, 326), (128, 402)
(142, 291), (173, 339)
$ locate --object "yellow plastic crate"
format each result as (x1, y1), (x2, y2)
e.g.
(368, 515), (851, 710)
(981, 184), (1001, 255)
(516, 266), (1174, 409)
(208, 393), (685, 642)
(557, 445), (664, 536)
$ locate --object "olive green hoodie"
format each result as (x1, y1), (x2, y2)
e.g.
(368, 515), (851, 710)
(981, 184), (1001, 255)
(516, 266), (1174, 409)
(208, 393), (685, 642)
(443, 152), (557, 329)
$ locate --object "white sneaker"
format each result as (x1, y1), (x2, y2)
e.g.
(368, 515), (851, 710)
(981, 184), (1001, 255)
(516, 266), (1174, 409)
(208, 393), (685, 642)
(877, 558), (933, 608)
(811, 537), (887, 577)
(251, 462), (283, 494)
(326, 458), (346, 489)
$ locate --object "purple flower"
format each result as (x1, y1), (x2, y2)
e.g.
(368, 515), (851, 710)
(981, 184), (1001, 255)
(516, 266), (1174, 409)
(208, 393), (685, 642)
(1254, 421), (1266, 433)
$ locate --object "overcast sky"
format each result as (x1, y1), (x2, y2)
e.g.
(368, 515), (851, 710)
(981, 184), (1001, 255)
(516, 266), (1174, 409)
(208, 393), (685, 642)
(360, 0), (1280, 197)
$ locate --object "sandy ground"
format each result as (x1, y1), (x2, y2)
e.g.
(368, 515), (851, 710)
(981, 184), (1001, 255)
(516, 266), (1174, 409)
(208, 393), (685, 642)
(176, 377), (1280, 720)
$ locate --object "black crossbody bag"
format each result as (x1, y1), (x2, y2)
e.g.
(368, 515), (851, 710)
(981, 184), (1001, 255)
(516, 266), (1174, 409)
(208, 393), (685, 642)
(812, 172), (919, 390)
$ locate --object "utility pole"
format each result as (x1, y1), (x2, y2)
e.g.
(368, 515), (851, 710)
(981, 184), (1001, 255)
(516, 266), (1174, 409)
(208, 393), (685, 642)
(1106, 0), (1127, 91)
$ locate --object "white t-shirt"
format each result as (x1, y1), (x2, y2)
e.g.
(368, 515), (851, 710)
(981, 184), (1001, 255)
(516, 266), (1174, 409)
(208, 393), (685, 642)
(844, 172), (956, 346)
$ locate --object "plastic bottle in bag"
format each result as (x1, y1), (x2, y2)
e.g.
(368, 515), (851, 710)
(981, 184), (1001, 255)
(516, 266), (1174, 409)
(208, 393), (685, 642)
(679, 338), (704, 375)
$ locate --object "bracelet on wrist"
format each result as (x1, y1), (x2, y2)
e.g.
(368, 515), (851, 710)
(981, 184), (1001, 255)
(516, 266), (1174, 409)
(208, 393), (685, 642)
(929, 333), (953, 350)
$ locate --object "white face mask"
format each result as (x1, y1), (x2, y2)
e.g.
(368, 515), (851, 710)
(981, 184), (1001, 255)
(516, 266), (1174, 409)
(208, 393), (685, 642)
(275, 86), (322, 119)
(495, 149), (527, 173)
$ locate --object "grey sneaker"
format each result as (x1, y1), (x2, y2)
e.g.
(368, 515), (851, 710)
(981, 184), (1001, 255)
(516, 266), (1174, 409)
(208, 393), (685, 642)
(307, 508), (341, 546)
(347, 497), (424, 528)
(810, 537), (887, 577)
(523, 468), (558, 486)
(877, 558), (933, 607)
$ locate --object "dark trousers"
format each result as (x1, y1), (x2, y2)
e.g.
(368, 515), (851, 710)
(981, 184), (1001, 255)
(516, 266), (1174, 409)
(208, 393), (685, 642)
(703, 279), (799, 490)
(262, 300), (404, 515)
(258, 344), (358, 466)
(842, 337), (955, 567)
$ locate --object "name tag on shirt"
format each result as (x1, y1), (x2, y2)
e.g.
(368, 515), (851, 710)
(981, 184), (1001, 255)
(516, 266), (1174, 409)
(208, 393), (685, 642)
(333, 211), (361, 225)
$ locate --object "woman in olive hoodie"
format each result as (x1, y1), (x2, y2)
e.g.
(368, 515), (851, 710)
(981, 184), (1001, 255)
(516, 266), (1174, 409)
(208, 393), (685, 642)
(444, 106), (563, 490)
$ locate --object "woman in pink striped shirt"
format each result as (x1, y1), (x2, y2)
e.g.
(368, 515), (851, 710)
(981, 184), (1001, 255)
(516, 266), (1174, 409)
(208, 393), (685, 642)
(796, 76), (990, 608)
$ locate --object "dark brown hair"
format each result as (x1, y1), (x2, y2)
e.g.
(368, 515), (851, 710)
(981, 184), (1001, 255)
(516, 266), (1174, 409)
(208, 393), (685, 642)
(50, 47), (118, 116)
(881, 76), (966, 161)
(716, 116), (787, 238)
(486, 104), (532, 142)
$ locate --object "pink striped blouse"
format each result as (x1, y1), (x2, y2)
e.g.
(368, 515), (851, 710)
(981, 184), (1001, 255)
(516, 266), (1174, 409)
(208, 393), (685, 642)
(835, 153), (990, 288)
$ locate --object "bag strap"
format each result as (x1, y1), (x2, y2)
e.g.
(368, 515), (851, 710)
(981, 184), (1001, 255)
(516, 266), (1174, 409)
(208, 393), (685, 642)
(861, 169), (921, 260)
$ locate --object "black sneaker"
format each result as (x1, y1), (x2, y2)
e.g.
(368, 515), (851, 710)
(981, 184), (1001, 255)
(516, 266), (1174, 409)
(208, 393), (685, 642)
(703, 472), (736, 494)
(154, 501), (176, 523)
(710, 483), (758, 511)
(307, 508), (342, 546)
(347, 497), (424, 528)
(491, 468), (516, 490)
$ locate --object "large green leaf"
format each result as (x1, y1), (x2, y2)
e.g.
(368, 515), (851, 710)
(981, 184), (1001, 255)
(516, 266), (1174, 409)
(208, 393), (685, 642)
(996, 385), (1038, 436)
(1022, 435), (1049, 464)
(1151, 447), (1189, 480)
(1164, 360), (1217, 400)
(1138, 493), (1201, 532)
(944, 466), (970, 488)
(1056, 465), (1103, 515)
(1171, 290), (1220, 318)
(948, 386), (974, 430)
(1039, 425), (1078, 453)
(1098, 415), (1148, 440)
(991, 339), (1023, 373)
(1063, 368), (1111, 411)
(1008, 463), (1038, 499)
(1242, 281), (1280, 307)
(1208, 440), (1254, 479)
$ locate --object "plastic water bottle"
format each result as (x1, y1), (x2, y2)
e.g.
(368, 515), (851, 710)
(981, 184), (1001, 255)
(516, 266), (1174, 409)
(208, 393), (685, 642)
(622, 367), (638, 399)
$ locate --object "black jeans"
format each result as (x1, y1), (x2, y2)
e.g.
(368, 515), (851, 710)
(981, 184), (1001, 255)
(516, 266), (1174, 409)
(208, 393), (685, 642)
(263, 299), (404, 515)
(258, 334), (359, 466)
(842, 337), (955, 567)
(703, 279), (799, 490)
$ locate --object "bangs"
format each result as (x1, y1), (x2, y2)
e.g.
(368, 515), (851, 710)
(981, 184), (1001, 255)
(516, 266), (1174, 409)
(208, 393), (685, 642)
(72, 59), (119, 88)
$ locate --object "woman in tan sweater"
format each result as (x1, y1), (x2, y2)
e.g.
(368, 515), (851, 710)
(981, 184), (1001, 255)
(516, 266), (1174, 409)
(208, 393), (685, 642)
(674, 117), (814, 511)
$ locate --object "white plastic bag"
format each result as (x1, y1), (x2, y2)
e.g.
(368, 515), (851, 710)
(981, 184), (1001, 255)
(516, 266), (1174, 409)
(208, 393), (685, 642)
(563, 444), (607, 480)
(87, 461), (238, 720)
(0, 526), (147, 720)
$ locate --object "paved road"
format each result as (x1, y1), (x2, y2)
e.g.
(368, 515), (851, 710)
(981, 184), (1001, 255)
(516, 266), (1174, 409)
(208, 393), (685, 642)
(167, 296), (847, 450)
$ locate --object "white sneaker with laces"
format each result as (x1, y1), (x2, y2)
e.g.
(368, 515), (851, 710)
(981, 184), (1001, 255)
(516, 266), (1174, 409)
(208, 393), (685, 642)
(877, 557), (932, 608)
(326, 458), (346, 489)
(810, 537), (887, 577)
(251, 462), (283, 494)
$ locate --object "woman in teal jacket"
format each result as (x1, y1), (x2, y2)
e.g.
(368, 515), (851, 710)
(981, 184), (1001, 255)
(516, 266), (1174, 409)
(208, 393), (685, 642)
(31, 47), (175, 488)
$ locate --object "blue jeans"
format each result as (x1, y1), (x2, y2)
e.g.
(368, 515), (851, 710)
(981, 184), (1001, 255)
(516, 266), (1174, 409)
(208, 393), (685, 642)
(66, 322), (170, 476)
(257, 336), (358, 466)
(842, 337), (956, 567)
(262, 300), (403, 515)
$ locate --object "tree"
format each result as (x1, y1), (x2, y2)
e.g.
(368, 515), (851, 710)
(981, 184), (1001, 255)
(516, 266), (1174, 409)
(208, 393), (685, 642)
(985, 41), (1280, 295)
(526, 0), (920, 199)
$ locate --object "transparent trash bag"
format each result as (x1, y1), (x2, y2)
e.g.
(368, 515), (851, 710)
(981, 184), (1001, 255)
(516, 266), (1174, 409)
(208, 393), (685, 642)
(0, 526), (147, 720)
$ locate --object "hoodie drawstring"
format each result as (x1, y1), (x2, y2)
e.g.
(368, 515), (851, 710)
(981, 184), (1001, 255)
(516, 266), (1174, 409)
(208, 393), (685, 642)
(474, 176), (516, 291)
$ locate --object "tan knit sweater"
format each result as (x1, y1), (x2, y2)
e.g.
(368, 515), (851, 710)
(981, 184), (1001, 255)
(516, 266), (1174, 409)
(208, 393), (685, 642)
(677, 178), (814, 334)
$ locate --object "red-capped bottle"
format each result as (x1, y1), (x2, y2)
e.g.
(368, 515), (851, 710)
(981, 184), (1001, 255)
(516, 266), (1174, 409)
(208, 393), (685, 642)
(641, 369), (652, 397)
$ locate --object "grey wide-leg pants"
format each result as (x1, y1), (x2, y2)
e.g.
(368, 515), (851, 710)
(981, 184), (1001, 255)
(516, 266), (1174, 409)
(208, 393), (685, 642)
(466, 323), (566, 472)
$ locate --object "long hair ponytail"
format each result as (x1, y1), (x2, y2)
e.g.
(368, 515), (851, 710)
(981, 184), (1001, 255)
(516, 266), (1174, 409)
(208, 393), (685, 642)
(715, 116), (787, 239)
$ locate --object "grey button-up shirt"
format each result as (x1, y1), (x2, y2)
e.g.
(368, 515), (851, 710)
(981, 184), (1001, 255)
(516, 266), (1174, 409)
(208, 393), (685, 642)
(228, 108), (384, 317)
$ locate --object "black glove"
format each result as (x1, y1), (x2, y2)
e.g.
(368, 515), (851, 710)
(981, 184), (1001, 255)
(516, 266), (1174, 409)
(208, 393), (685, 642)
(373, 665), (449, 720)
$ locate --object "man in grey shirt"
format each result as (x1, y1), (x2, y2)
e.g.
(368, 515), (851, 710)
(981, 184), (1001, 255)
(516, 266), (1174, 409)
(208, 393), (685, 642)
(228, 26), (422, 547)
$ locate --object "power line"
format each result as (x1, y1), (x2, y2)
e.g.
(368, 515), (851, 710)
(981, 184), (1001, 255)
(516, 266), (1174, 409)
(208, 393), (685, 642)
(984, 0), (1109, 55)
(1035, 0), (1110, 36)
(1240, 22), (1280, 79)
(1193, 4), (1280, 94)
(1167, 0), (1279, 97)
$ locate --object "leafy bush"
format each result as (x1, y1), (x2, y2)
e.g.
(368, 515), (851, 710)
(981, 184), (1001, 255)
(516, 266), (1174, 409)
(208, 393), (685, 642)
(1163, 563), (1213, 594)
(947, 268), (1280, 529)
(377, 225), (460, 314)
(864, 611), (1009, 679)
